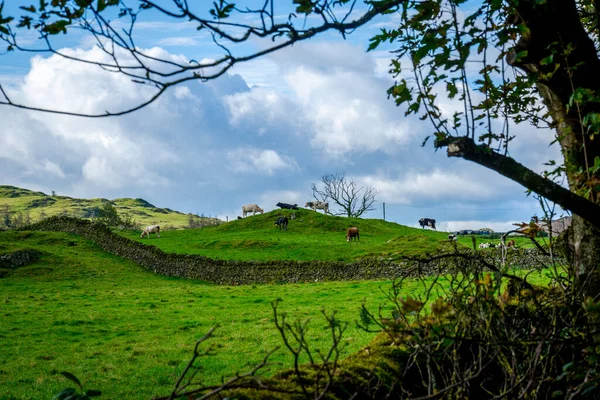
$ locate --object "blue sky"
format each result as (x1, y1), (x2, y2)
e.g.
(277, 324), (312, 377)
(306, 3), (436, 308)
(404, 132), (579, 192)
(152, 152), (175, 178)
(0, 1), (564, 231)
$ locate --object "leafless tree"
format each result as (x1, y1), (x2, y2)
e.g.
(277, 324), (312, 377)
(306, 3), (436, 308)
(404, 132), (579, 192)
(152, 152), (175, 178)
(311, 173), (378, 218)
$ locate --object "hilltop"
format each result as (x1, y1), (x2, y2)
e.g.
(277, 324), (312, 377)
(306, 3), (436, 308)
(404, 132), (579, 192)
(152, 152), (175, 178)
(0, 185), (216, 229)
(119, 208), (467, 261)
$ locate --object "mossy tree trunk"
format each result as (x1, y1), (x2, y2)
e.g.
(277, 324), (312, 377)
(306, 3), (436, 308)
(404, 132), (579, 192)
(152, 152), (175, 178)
(508, 0), (600, 295)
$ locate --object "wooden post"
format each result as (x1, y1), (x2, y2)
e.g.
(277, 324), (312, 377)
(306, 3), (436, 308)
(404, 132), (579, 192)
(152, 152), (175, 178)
(383, 202), (386, 221)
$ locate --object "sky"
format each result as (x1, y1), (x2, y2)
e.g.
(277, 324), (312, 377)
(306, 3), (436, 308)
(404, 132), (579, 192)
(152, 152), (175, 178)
(0, 1), (567, 232)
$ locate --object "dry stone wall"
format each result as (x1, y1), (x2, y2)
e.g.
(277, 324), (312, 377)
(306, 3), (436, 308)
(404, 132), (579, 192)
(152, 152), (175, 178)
(22, 217), (560, 285)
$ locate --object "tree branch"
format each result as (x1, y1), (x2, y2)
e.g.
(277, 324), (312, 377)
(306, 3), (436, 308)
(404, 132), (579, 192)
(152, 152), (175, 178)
(435, 136), (600, 229)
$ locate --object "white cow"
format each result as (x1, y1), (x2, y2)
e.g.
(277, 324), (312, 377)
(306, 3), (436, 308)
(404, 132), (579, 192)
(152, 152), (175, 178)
(141, 225), (160, 239)
(242, 203), (264, 217)
(305, 201), (329, 214)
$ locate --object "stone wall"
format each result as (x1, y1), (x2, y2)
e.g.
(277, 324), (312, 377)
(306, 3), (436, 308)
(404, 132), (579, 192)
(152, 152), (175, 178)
(22, 216), (561, 285)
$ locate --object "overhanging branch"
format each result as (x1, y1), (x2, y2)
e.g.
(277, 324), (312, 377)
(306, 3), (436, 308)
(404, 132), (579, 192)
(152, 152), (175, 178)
(435, 136), (600, 229)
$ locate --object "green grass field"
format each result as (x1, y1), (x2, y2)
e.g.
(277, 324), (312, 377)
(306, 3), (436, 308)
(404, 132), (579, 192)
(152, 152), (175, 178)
(0, 186), (547, 399)
(118, 209), (535, 262)
(1, 230), (447, 399)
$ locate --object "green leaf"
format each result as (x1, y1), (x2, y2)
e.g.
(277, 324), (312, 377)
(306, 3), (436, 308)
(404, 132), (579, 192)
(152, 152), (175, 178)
(97, 0), (106, 12)
(43, 19), (69, 34)
(446, 81), (458, 98)
(540, 54), (553, 66)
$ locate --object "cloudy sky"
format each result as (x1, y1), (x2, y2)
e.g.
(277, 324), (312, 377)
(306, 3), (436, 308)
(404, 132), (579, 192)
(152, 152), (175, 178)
(0, 1), (565, 231)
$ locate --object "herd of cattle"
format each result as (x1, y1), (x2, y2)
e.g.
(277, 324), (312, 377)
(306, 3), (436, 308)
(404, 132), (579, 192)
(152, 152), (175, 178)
(239, 201), (356, 241)
(241, 201), (330, 217)
(138, 211), (515, 246)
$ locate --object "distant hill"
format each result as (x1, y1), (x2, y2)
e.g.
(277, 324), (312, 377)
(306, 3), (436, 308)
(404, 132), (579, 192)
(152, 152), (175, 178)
(0, 185), (218, 229)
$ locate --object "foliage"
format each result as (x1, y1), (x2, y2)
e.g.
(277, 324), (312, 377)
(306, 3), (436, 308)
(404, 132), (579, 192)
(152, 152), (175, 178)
(311, 173), (379, 218)
(94, 202), (121, 227)
(53, 372), (101, 400)
(351, 262), (600, 398)
(368, 0), (600, 230)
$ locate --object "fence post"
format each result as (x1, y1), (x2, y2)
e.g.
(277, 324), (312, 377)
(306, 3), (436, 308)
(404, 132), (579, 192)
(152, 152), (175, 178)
(383, 202), (386, 221)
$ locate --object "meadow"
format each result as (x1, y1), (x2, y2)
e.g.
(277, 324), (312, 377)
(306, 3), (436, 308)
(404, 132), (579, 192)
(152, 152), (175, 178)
(0, 188), (546, 399)
(118, 209), (535, 262)
(1, 230), (451, 399)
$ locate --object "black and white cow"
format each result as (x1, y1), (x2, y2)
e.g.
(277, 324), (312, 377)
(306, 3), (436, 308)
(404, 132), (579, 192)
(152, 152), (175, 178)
(419, 218), (436, 230)
(305, 201), (329, 214)
(276, 202), (299, 210)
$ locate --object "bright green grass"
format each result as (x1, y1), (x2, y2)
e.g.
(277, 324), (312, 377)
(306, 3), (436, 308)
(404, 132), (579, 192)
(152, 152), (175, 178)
(119, 209), (535, 262)
(119, 210), (467, 262)
(0, 212), (547, 399)
(1, 230), (452, 399)
(0, 185), (199, 229)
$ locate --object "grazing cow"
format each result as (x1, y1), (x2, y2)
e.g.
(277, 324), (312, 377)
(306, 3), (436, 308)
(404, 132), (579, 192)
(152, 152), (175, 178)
(478, 243), (489, 249)
(237, 216), (242, 220)
(275, 217), (288, 231)
(276, 202), (299, 210)
(242, 203), (264, 217)
(346, 227), (360, 242)
(419, 218), (436, 230)
(141, 225), (160, 239)
(448, 234), (457, 241)
(507, 239), (516, 247)
(305, 201), (329, 214)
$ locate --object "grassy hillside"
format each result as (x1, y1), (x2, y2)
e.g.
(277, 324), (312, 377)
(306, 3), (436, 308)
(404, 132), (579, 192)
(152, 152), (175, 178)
(0, 229), (417, 399)
(120, 209), (533, 262)
(0, 185), (214, 229)
(0, 230), (550, 400)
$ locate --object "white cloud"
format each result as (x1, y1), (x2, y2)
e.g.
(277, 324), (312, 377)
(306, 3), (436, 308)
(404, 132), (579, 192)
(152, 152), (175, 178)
(362, 169), (503, 204)
(0, 36), (560, 228)
(226, 148), (298, 175)
(41, 159), (66, 179)
(156, 37), (201, 47)
(228, 42), (417, 158)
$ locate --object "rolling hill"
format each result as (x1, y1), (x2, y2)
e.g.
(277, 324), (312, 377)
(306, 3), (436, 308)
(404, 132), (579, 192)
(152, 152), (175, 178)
(119, 208), (475, 261)
(0, 185), (216, 229)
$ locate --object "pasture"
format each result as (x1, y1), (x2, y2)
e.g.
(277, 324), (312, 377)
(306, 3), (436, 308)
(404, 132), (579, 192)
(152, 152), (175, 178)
(121, 209), (534, 262)
(0, 211), (546, 399)
(0, 230), (439, 399)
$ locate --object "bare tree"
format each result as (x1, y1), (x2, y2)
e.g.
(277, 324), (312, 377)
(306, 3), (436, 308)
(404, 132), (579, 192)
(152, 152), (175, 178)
(311, 173), (378, 218)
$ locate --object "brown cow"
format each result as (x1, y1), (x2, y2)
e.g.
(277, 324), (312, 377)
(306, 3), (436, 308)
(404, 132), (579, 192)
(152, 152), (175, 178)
(346, 227), (359, 242)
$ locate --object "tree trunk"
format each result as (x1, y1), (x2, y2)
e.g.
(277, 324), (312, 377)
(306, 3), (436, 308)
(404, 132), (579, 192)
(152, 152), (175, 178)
(508, 0), (600, 296)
